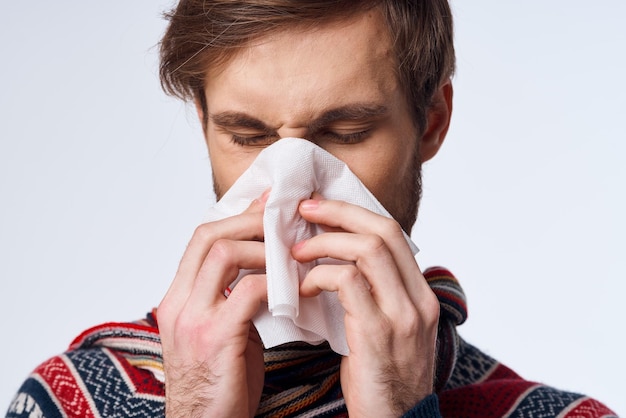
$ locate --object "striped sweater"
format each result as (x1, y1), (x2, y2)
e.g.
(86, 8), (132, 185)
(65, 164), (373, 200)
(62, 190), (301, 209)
(6, 267), (617, 417)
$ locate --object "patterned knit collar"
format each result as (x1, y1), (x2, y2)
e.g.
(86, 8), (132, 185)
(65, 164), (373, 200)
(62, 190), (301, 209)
(70, 267), (467, 399)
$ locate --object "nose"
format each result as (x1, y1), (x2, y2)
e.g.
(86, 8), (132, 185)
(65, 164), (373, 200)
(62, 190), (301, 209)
(276, 126), (310, 141)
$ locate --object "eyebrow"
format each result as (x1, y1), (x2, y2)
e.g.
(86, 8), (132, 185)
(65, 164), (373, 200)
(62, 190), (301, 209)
(210, 103), (389, 133)
(309, 104), (389, 131)
(210, 112), (272, 132)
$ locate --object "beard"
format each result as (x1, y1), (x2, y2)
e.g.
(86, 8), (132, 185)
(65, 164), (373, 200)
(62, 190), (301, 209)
(387, 144), (422, 234)
(212, 171), (224, 203)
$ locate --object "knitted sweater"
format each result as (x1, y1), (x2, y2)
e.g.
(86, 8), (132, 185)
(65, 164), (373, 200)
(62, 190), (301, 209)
(6, 267), (617, 417)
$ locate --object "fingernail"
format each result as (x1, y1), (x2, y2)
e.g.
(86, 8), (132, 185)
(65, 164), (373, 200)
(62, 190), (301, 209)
(300, 199), (319, 210)
(260, 188), (271, 203)
(292, 240), (307, 251)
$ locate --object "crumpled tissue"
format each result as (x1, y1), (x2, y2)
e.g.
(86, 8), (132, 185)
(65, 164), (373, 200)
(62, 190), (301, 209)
(205, 137), (418, 355)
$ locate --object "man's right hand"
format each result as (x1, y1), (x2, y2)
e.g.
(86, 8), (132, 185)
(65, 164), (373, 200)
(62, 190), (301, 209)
(157, 191), (269, 418)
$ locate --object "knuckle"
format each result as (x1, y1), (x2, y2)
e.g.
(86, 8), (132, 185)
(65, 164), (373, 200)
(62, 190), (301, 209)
(423, 295), (441, 325)
(172, 310), (195, 334)
(207, 238), (234, 260)
(394, 306), (421, 336)
(192, 222), (216, 243)
(380, 216), (404, 238)
(334, 199), (349, 211)
(391, 295), (440, 337)
(361, 234), (386, 255)
(336, 264), (362, 286)
(158, 307), (202, 347)
(202, 239), (240, 279)
(233, 274), (262, 294)
(156, 303), (174, 328)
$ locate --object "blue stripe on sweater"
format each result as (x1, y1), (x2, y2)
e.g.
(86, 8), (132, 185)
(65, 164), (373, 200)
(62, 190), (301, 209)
(67, 348), (165, 417)
(67, 348), (132, 416)
(508, 386), (584, 418)
(5, 377), (64, 418)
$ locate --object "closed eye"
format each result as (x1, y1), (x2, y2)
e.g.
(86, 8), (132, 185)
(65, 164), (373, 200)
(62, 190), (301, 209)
(230, 132), (278, 146)
(210, 112), (278, 147)
(317, 129), (372, 144)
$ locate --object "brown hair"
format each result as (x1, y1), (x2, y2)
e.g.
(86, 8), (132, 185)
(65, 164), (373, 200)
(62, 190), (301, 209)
(159, 0), (455, 134)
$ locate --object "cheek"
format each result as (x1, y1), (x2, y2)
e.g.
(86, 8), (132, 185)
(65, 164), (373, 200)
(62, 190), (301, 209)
(207, 138), (260, 194)
(210, 160), (238, 193)
(347, 153), (406, 205)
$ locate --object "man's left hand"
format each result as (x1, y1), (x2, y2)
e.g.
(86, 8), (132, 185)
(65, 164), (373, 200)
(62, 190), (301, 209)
(291, 197), (440, 417)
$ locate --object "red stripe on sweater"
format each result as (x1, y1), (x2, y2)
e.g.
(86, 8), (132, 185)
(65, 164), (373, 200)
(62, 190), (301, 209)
(69, 322), (158, 349)
(563, 397), (617, 418)
(109, 350), (165, 397)
(35, 356), (96, 418)
(439, 379), (537, 418)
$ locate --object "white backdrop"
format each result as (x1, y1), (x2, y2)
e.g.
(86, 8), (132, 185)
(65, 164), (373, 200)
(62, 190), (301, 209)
(1, 1), (624, 415)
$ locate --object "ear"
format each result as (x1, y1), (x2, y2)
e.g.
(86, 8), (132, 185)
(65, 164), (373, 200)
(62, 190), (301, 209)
(419, 79), (453, 162)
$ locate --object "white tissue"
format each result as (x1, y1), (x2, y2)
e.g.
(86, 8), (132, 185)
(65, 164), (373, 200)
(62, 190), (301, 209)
(205, 137), (418, 355)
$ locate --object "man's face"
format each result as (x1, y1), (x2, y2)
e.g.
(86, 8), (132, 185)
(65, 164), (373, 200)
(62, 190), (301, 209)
(201, 11), (423, 232)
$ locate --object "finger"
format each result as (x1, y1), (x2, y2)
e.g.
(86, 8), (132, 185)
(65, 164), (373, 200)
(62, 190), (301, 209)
(299, 264), (379, 320)
(310, 191), (324, 200)
(185, 239), (266, 310)
(306, 193), (344, 233)
(225, 273), (268, 324)
(161, 193), (268, 314)
(298, 199), (428, 301)
(293, 232), (413, 317)
(182, 188), (269, 281)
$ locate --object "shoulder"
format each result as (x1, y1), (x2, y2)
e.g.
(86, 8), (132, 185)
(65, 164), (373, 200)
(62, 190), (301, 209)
(439, 338), (617, 418)
(6, 314), (165, 418)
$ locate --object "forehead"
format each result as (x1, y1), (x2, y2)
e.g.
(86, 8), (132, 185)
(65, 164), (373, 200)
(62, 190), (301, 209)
(209, 9), (394, 74)
(203, 11), (399, 120)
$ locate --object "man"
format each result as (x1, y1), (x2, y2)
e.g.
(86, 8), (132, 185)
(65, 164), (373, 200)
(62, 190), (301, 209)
(5, 1), (616, 417)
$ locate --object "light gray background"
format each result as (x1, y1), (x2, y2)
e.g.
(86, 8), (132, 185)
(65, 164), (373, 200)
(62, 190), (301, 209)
(1, 1), (624, 414)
